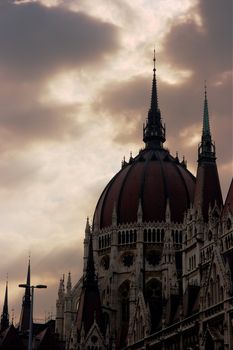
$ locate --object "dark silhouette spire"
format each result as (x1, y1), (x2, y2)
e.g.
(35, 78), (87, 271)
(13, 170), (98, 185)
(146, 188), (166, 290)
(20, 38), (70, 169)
(84, 233), (96, 285)
(19, 258), (31, 332)
(194, 85), (222, 221)
(143, 50), (166, 149)
(1, 280), (9, 332)
(76, 234), (103, 338)
(198, 83), (216, 163)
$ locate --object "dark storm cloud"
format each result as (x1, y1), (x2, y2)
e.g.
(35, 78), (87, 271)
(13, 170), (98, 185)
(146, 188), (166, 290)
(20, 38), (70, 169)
(0, 0), (119, 80)
(160, 0), (232, 76)
(0, 77), (83, 153)
(94, 75), (149, 144)
(0, 0), (120, 155)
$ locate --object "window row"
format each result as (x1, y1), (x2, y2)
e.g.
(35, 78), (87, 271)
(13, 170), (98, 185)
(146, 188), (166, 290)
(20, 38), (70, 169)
(143, 228), (165, 243)
(118, 230), (137, 245)
(200, 245), (213, 263)
(99, 234), (111, 249)
(188, 254), (196, 270)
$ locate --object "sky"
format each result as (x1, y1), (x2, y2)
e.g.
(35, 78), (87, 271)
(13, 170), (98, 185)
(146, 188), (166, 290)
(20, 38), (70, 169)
(0, 0), (232, 323)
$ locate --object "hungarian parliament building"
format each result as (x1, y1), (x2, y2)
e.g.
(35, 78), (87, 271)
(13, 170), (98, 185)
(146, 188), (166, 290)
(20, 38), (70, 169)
(53, 56), (233, 350)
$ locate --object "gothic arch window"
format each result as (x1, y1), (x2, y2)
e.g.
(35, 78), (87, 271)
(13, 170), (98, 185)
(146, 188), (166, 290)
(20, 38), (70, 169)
(208, 230), (213, 241)
(130, 230), (133, 242)
(157, 229), (160, 242)
(122, 231), (125, 244)
(126, 230), (129, 244)
(119, 280), (130, 323)
(220, 286), (224, 301)
(227, 218), (232, 230)
(118, 232), (121, 244)
(179, 231), (182, 243)
(161, 229), (165, 241)
(145, 278), (162, 331)
(148, 229), (151, 242)
(152, 229), (156, 242)
(134, 229), (137, 242)
(144, 229), (147, 242)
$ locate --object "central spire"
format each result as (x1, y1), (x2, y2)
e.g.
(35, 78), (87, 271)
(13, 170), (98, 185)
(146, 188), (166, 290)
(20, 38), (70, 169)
(198, 83), (216, 163)
(143, 50), (166, 149)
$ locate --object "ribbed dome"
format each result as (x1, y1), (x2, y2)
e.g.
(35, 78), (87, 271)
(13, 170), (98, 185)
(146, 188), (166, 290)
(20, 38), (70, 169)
(94, 54), (196, 229)
(93, 148), (195, 229)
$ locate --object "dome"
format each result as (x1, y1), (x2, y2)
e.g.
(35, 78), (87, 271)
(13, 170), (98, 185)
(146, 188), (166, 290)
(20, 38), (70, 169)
(93, 54), (196, 229)
(93, 148), (195, 229)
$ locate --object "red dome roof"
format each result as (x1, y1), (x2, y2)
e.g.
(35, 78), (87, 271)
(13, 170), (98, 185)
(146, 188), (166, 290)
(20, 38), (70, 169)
(93, 148), (196, 229)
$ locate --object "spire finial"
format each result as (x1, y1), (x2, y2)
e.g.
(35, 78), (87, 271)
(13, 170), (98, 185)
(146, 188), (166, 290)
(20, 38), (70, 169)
(198, 84), (215, 163)
(143, 50), (166, 149)
(153, 48), (156, 75)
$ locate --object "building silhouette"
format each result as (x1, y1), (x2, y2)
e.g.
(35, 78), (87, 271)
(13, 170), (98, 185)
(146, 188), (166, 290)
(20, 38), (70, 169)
(54, 55), (233, 349)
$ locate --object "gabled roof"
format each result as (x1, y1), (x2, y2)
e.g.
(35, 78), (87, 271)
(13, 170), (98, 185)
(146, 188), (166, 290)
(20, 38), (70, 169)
(36, 327), (62, 350)
(0, 324), (26, 350)
(222, 178), (233, 217)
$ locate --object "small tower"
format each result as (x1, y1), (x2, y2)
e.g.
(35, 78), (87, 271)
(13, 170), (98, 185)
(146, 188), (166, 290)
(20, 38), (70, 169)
(83, 217), (91, 274)
(64, 272), (73, 342)
(19, 259), (31, 332)
(194, 84), (223, 221)
(0, 280), (9, 332)
(55, 276), (65, 340)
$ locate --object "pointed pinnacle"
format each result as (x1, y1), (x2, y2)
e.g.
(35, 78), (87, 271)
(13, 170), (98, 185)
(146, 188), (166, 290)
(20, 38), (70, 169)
(203, 82), (210, 136)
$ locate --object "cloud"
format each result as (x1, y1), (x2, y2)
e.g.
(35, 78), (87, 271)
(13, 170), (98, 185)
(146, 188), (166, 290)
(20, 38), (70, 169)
(0, 243), (83, 320)
(0, 0), (120, 81)
(160, 0), (232, 77)
(93, 0), (232, 168)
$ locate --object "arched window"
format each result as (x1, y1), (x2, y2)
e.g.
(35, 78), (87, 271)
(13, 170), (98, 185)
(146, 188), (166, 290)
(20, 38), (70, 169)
(118, 232), (121, 244)
(161, 229), (165, 241)
(119, 280), (130, 323)
(122, 231), (125, 244)
(130, 230), (133, 242)
(145, 278), (162, 332)
(152, 229), (156, 242)
(157, 229), (160, 242)
(148, 229), (151, 242)
(144, 229), (147, 242)
(134, 230), (137, 242)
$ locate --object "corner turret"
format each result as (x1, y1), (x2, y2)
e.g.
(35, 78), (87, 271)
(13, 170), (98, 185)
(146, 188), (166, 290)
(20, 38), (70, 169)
(194, 85), (223, 221)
